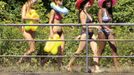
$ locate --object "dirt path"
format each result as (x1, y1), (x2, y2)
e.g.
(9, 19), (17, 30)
(0, 72), (134, 75)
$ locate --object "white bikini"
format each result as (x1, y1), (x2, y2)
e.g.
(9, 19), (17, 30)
(99, 9), (112, 36)
(102, 9), (111, 22)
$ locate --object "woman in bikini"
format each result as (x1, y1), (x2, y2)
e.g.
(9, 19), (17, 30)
(40, 0), (66, 67)
(17, 0), (40, 64)
(94, 0), (119, 72)
(65, 0), (98, 72)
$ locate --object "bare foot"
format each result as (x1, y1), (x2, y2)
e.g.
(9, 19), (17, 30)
(93, 68), (103, 73)
(64, 66), (72, 72)
(16, 60), (21, 65)
(75, 35), (81, 40)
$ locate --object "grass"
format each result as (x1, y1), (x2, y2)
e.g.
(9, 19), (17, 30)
(1, 61), (134, 73)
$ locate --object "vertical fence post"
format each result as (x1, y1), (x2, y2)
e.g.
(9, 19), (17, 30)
(85, 24), (89, 72)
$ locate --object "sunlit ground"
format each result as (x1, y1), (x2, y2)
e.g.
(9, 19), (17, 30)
(0, 63), (134, 75)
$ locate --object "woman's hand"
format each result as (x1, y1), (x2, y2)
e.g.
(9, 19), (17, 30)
(32, 18), (40, 21)
(23, 17), (39, 21)
(97, 26), (102, 30)
(103, 26), (113, 32)
(108, 29), (113, 33)
(21, 26), (25, 32)
(75, 35), (81, 40)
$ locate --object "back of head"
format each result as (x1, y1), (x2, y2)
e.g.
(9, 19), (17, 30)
(25, 0), (37, 12)
(79, 0), (89, 10)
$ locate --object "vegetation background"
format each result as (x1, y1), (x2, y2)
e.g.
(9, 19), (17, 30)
(0, 0), (134, 72)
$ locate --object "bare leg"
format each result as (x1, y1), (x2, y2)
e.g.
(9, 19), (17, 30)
(89, 34), (98, 69)
(17, 31), (35, 64)
(66, 33), (86, 71)
(94, 31), (106, 72)
(108, 33), (120, 67)
(40, 51), (50, 66)
(57, 34), (65, 67)
(56, 46), (63, 70)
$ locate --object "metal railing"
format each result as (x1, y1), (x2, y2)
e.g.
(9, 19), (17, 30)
(0, 23), (134, 72)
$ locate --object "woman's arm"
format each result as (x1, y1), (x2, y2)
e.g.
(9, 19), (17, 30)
(21, 4), (27, 22)
(80, 11), (86, 31)
(84, 11), (93, 22)
(23, 15), (40, 21)
(85, 12), (99, 29)
(98, 9), (103, 30)
(28, 17), (40, 21)
(22, 4), (40, 21)
(21, 4), (27, 32)
(49, 9), (55, 37)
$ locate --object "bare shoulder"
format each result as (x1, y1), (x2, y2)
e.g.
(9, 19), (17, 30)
(98, 8), (105, 15)
(50, 9), (56, 14)
(99, 8), (103, 12)
(80, 11), (85, 15)
(80, 11), (86, 17)
(22, 4), (26, 10)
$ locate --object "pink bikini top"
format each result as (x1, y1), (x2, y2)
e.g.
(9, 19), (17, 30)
(54, 12), (63, 20)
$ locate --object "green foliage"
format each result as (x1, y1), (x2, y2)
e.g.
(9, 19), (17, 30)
(0, 0), (134, 71)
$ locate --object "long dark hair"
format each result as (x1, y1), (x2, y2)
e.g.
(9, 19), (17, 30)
(79, 0), (89, 10)
(102, 0), (113, 16)
(78, 0), (89, 23)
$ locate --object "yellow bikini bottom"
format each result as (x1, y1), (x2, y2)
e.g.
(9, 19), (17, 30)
(24, 26), (38, 31)
(24, 21), (38, 31)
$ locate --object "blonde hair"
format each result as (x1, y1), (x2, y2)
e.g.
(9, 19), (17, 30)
(24, 0), (34, 13)
(21, 0), (35, 20)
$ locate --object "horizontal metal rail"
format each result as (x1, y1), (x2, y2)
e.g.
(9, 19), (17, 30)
(0, 55), (134, 58)
(0, 39), (134, 42)
(0, 23), (134, 26)
(0, 23), (133, 73)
